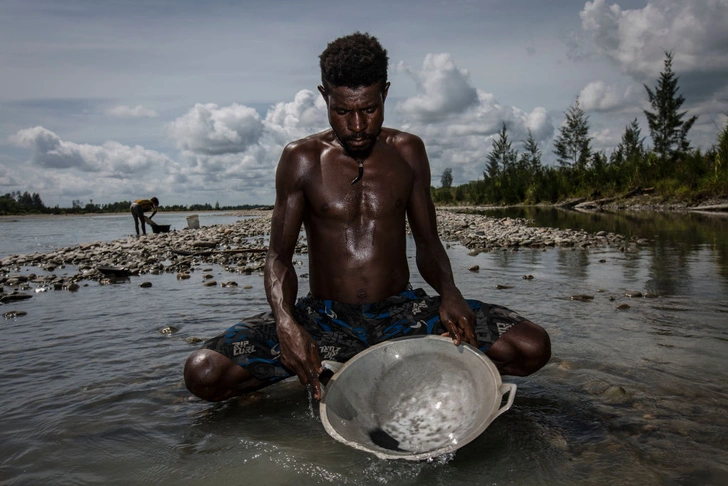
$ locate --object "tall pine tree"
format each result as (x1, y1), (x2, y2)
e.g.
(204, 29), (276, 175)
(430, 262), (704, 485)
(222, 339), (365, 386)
(440, 168), (453, 189)
(520, 129), (542, 173)
(643, 52), (697, 161)
(485, 122), (517, 179)
(553, 98), (592, 170)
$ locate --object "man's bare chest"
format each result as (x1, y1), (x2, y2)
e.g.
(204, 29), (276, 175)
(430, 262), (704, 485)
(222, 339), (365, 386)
(306, 163), (412, 221)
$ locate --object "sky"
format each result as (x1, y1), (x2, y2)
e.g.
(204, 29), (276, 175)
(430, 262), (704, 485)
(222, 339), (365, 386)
(1, 0), (727, 208)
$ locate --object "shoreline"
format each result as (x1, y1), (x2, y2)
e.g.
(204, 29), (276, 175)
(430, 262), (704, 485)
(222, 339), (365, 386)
(1, 193), (727, 221)
(0, 208), (272, 222)
(438, 194), (728, 214)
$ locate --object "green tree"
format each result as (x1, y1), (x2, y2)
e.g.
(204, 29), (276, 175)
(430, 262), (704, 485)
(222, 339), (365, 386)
(31, 192), (44, 209)
(643, 51), (698, 161)
(440, 167), (453, 189)
(520, 129), (542, 173)
(715, 119), (728, 181)
(612, 118), (645, 165)
(485, 122), (517, 178)
(553, 97), (592, 170)
(18, 191), (33, 206)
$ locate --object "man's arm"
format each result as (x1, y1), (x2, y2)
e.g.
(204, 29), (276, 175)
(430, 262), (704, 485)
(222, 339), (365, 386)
(401, 134), (478, 347)
(264, 143), (324, 397)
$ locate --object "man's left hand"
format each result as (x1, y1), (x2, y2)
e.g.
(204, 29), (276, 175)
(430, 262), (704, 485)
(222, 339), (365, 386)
(439, 294), (478, 347)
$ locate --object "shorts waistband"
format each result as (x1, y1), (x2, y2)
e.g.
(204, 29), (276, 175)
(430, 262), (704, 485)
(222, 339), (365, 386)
(298, 284), (422, 311)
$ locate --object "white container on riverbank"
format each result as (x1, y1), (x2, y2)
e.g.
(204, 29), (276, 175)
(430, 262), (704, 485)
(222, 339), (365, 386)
(186, 214), (200, 229)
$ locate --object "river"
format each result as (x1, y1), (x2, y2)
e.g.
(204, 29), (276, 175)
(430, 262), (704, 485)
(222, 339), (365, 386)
(1, 209), (727, 485)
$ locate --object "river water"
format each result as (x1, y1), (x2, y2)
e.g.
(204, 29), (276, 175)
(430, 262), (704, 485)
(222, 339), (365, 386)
(1, 209), (727, 485)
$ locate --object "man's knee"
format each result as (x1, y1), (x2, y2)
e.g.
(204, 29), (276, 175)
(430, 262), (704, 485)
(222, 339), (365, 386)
(521, 321), (551, 371)
(184, 349), (234, 402)
(488, 320), (551, 376)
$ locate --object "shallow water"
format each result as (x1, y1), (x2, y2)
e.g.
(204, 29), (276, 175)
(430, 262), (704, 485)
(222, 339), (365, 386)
(1, 209), (727, 485)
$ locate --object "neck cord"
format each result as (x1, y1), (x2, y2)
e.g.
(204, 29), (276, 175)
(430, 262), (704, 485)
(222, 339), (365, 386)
(333, 132), (369, 185)
(351, 160), (364, 185)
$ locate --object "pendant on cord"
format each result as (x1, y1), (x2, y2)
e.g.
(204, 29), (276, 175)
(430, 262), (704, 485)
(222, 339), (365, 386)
(350, 160), (364, 185)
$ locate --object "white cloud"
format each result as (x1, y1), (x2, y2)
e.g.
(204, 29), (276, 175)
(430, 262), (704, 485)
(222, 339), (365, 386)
(396, 54), (479, 123)
(580, 0), (728, 82)
(164, 91), (328, 178)
(591, 127), (617, 151)
(263, 89), (329, 144)
(394, 54), (554, 183)
(0, 163), (20, 188)
(107, 105), (158, 118)
(10, 126), (174, 174)
(5, 92), (331, 206)
(166, 103), (265, 155)
(579, 81), (632, 111)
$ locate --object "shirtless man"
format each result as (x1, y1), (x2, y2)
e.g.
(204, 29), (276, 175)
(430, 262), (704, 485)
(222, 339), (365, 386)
(184, 32), (550, 402)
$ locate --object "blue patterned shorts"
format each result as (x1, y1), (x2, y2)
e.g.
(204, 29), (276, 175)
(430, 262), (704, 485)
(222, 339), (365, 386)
(200, 288), (526, 382)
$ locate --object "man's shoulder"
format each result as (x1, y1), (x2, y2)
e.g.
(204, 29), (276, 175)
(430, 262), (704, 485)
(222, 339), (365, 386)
(381, 127), (423, 146)
(277, 130), (332, 177)
(380, 128), (428, 165)
(284, 130), (331, 157)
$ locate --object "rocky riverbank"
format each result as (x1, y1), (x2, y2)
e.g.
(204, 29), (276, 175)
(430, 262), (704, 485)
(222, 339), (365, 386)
(0, 208), (646, 305)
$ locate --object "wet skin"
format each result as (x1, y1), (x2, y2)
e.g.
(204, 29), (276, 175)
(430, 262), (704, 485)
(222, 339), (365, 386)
(183, 83), (551, 402)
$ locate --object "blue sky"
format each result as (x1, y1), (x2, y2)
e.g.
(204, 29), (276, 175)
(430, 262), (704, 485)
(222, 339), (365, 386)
(2, 0), (727, 207)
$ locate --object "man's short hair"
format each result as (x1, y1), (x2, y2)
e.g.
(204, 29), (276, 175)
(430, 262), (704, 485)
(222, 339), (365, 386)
(319, 32), (389, 90)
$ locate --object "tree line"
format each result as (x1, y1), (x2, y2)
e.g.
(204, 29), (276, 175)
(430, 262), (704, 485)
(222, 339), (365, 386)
(0, 193), (271, 216)
(433, 52), (728, 206)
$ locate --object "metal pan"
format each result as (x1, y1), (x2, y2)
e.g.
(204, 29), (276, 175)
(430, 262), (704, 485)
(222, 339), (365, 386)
(319, 335), (516, 461)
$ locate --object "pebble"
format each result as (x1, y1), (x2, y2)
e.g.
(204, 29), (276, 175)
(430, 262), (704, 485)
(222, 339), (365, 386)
(0, 292), (33, 303)
(571, 295), (594, 301)
(557, 361), (572, 370)
(602, 385), (632, 404)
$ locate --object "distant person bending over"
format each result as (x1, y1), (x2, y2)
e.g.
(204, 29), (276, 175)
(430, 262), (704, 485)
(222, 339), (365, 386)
(130, 197), (159, 236)
(184, 32), (551, 402)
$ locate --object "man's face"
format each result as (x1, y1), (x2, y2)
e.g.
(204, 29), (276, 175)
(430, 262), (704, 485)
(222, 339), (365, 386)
(319, 82), (390, 159)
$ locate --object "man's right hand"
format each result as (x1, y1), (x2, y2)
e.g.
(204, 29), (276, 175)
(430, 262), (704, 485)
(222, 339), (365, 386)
(277, 319), (324, 399)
